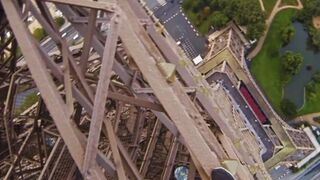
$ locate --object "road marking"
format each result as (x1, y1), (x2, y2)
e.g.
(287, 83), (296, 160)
(160, 1), (167, 6)
(163, 12), (179, 24)
(155, 4), (202, 59)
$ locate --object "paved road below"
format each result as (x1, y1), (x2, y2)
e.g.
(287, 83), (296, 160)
(269, 165), (292, 180)
(294, 155), (320, 180)
(17, 25), (80, 67)
(152, 0), (206, 59)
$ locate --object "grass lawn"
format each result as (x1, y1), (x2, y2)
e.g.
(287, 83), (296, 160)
(281, 0), (299, 6)
(15, 92), (39, 115)
(299, 84), (320, 115)
(250, 9), (297, 114)
(262, 0), (278, 16)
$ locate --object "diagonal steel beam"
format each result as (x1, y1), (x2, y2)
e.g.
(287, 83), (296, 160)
(4, 128), (33, 179)
(108, 91), (164, 112)
(56, 4), (183, 143)
(82, 15), (124, 179)
(103, 115), (127, 180)
(2, 67), (25, 161)
(124, 1), (259, 178)
(45, 0), (116, 12)
(117, 0), (227, 161)
(161, 138), (179, 180)
(38, 138), (61, 179)
(80, 9), (98, 74)
(139, 120), (161, 178)
(62, 43), (74, 115)
(30, 5), (168, 176)
(33, 2), (74, 114)
(130, 108), (145, 159)
(70, 16), (112, 24)
(1, 2), (115, 179)
(2, 0), (85, 171)
(118, 12), (219, 178)
(116, 136), (142, 180)
(146, 15), (256, 170)
(29, 3), (95, 102)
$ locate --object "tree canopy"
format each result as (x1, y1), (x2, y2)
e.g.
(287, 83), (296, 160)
(183, 0), (266, 39)
(32, 27), (46, 41)
(281, 51), (303, 83)
(306, 71), (320, 100)
(210, 11), (229, 28)
(280, 98), (298, 118)
(310, 28), (320, 49)
(312, 71), (320, 83)
(281, 25), (295, 45)
(54, 16), (65, 28)
(297, 0), (320, 49)
(306, 81), (317, 99)
(298, 0), (320, 22)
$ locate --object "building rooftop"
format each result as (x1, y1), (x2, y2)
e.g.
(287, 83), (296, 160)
(200, 22), (316, 170)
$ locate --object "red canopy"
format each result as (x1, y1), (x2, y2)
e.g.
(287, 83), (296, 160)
(240, 86), (267, 124)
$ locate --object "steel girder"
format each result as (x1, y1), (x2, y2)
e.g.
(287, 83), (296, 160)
(0, 0), (271, 179)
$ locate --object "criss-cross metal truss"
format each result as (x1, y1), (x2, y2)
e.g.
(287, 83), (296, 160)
(0, 0), (271, 179)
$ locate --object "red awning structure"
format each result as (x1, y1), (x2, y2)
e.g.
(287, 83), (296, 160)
(240, 86), (267, 124)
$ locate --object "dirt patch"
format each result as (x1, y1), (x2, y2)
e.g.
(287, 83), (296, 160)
(313, 16), (320, 29)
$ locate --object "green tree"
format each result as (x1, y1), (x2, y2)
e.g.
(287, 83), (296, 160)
(312, 71), (320, 83)
(209, 0), (230, 10)
(281, 51), (303, 83)
(297, 0), (320, 49)
(234, 0), (265, 25)
(32, 27), (46, 41)
(306, 82), (317, 100)
(298, 0), (320, 21)
(203, 6), (211, 16)
(281, 98), (298, 118)
(247, 22), (265, 40)
(182, 0), (194, 10)
(16, 92), (39, 115)
(182, 0), (266, 38)
(310, 28), (320, 50)
(222, 0), (238, 18)
(54, 16), (65, 28)
(191, 1), (202, 13)
(305, 71), (320, 100)
(281, 25), (295, 45)
(281, 51), (303, 75)
(210, 11), (229, 29)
